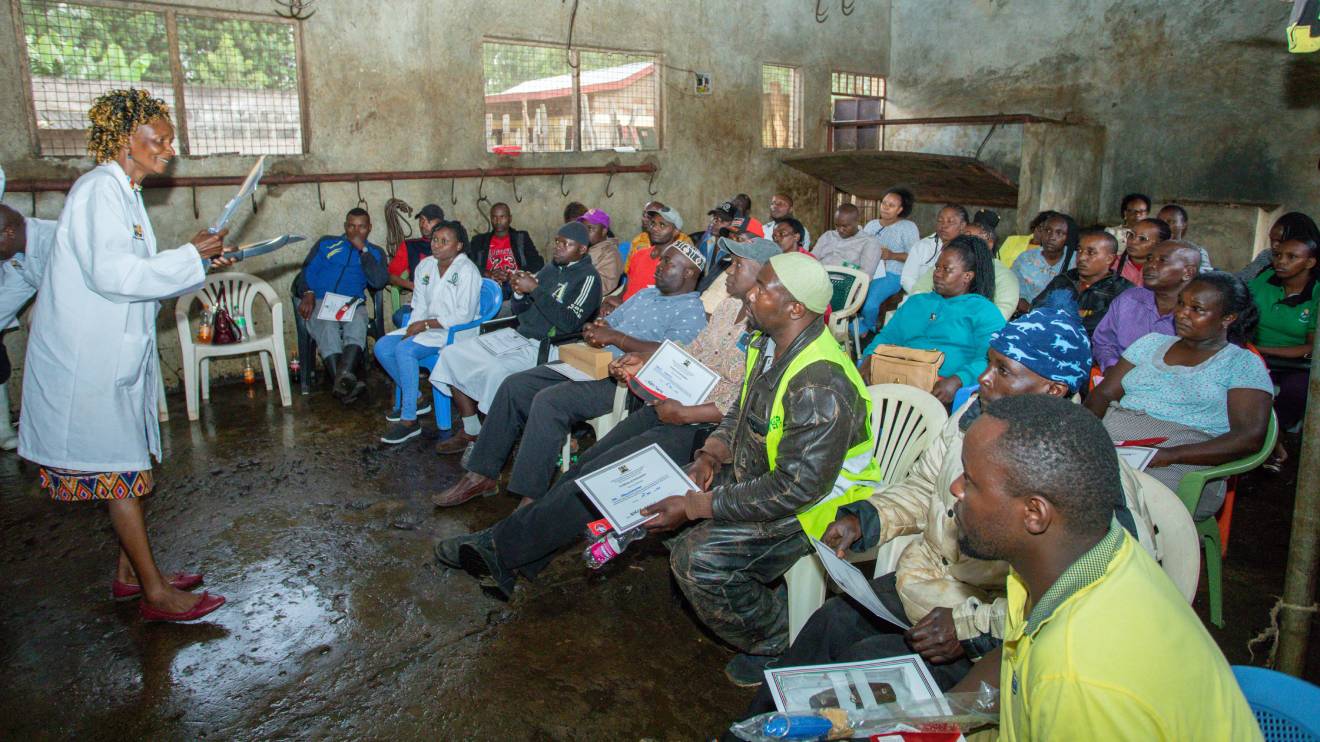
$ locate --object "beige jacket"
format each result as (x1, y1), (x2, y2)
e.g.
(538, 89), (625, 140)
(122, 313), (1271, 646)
(865, 398), (1157, 641)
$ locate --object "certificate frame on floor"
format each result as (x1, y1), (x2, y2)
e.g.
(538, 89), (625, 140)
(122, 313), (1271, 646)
(574, 443), (699, 533)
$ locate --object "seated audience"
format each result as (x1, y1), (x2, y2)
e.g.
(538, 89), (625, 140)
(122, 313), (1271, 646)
(374, 221), (482, 444)
(730, 193), (765, 238)
(811, 203), (882, 277)
(1239, 211), (1320, 281)
(947, 395), (1261, 742)
(1250, 237), (1317, 471)
(434, 239), (779, 597)
(910, 215), (1021, 320)
(1031, 228), (1132, 334)
(616, 200), (661, 266)
(385, 202), (445, 328)
(696, 200), (739, 268)
(862, 235), (1006, 405)
(1091, 240), (1201, 372)
(764, 192), (811, 249)
(294, 207), (389, 404)
(562, 201), (588, 223)
(1011, 211), (1077, 310)
(995, 209), (1054, 269)
(576, 208), (623, 295)
(466, 202), (542, 300)
(1158, 203), (1213, 271)
(428, 222), (601, 439)
(1114, 216), (1171, 285)
(858, 187), (921, 334)
(901, 204), (968, 294)
(699, 229), (767, 313)
(1105, 191), (1152, 246)
(430, 241), (708, 506)
(603, 204), (691, 313)
(770, 217), (810, 255)
(1086, 272), (1273, 520)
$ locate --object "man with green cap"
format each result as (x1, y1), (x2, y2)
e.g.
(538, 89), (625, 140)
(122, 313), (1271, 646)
(640, 252), (875, 685)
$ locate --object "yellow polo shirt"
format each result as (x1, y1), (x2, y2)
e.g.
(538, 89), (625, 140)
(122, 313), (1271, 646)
(999, 523), (1261, 742)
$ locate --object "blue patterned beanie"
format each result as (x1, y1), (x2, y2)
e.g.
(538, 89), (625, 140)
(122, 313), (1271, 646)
(989, 290), (1091, 393)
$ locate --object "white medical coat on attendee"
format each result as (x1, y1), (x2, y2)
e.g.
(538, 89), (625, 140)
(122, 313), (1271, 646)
(0, 217), (57, 329)
(18, 162), (206, 472)
(387, 253), (482, 348)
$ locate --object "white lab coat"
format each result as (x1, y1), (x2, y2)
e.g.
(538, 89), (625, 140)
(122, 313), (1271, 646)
(900, 234), (942, 294)
(18, 162), (205, 472)
(0, 217), (56, 329)
(387, 253), (482, 348)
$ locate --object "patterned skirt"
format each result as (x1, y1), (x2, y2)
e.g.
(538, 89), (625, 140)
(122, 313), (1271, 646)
(1101, 405), (1224, 521)
(39, 467), (154, 502)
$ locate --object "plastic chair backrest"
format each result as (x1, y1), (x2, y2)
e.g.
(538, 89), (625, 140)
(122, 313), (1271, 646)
(826, 268), (866, 312)
(1176, 413), (1278, 515)
(1231, 665), (1320, 741)
(1132, 469), (1199, 603)
(444, 278), (503, 343)
(176, 272), (279, 338)
(867, 383), (949, 483)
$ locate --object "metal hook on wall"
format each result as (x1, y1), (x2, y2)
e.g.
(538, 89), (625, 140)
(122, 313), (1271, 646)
(355, 179), (367, 209)
(251, 191), (259, 216)
(450, 178), (458, 206)
(389, 179), (396, 200)
(603, 168), (615, 199)
(191, 185), (200, 220)
(646, 170), (659, 196)
(30, 190), (36, 216)
(476, 169), (492, 230)
(477, 169), (486, 203)
(560, 173), (570, 197)
(512, 174), (523, 203)
(316, 181), (326, 211)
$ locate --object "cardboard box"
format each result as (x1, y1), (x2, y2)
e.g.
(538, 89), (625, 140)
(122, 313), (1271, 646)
(557, 342), (614, 380)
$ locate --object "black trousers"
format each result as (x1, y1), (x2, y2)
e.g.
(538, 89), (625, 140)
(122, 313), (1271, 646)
(0, 340), (9, 385)
(738, 573), (974, 720)
(491, 405), (712, 580)
(465, 366), (620, 499)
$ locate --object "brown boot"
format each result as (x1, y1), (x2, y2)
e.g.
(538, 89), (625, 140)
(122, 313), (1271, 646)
(431, 472), (498, 508)
(435, 430), (477, 455)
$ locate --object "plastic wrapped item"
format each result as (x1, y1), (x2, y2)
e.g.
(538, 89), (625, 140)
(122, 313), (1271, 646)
(728, 685), (999, 741)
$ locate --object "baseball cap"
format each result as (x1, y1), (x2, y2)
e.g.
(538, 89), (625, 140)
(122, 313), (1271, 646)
(666, 241), (708, 272)
(769, 252), (832, 314)
(576, 208), (611, 228)
(725, 216), (765, 238)
(646, 205), (684, 232)
(707, 200), (740, 220)
(416, 203), (445, 221)
(557, 221), (591, 246)
(720, 236), (780, 265)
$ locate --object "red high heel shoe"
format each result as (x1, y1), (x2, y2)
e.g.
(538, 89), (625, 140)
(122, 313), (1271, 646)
(139, 592), (226, 622)
(112, 573), (205, 601)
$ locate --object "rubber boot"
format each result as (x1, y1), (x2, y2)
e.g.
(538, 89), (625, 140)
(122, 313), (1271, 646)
(0, 382), (16, 451)
(336, 345), (366, 403)
(323, 353), (343, 397)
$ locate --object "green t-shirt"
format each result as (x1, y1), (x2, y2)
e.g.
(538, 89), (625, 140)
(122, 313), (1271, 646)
(1251, 270), (1318, 348)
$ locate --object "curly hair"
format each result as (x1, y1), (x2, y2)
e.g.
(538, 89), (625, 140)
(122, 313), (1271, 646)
(86, 88), (171, 163)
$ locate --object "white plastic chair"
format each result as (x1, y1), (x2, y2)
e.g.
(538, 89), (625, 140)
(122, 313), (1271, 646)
(785, 384), (950, 641)
(825, 266), (870, 358)
(561, 382), (630, 472)
(1133, 469), (1200, 604)
(175, 272), (292, 421)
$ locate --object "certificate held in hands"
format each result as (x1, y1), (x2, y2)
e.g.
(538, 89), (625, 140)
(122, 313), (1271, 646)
(574, 443), (700, 532)
(629, 340), (720, 406)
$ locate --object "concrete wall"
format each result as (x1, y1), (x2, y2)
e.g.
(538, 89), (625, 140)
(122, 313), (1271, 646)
(0, 0), (890, 398)
(887, 0), (1320, 261)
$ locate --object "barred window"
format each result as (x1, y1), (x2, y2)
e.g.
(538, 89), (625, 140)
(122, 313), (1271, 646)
(15, 0), (306, 157)
(762, 64), (802, 149)
(483, 40), (661, 154)
(830, 71), (885, 151)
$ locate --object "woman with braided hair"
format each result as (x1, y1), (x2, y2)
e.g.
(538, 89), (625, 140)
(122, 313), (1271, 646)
(18, 88), (232, 622)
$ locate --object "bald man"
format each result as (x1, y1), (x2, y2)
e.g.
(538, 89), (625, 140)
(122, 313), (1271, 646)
(811, 203), (882, 276)
(1091, 240), (1201, 372)
(0, 203), (58, 450)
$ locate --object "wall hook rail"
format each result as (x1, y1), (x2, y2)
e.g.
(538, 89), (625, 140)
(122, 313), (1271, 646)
(646, 170), (659, 196)
(389, 179), (396, 200)
(560, 173), (570, 197)
(512, 174), (523, 203)
(251, 191), (259, 216)
(316, 181), (326, 211)
(191, 185), (200, 219)
(450, 178), (458, 206)
(355, 179), (366, 208)
(603, 168), (615, 199)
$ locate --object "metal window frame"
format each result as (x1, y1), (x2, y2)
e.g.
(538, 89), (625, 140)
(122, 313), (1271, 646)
(480, 36), (665, 154)
(10, 0), (309, 157)
(761, 62), (803, 150)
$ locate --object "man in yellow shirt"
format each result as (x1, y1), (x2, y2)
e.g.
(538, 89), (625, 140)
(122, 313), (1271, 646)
(949, 395), (1261, 742)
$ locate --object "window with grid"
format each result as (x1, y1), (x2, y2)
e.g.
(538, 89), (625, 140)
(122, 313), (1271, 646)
(483, 40), (661, 154)
(830, 71), (885, 151)
(761, 64), (802, 149)
(15, 0), (305, 157)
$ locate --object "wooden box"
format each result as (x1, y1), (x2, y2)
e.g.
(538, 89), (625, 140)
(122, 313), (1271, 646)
(557, 343), (614, 380)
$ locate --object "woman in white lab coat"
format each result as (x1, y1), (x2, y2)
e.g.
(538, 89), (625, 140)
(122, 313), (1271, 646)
(18, 88), (232, 622)
(373, 220), (482, 445)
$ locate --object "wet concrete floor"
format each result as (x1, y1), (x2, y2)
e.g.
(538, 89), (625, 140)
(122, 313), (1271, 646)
(0, 376), (1317, 739)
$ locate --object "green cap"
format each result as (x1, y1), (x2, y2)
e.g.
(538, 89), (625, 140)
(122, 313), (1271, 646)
(769, 252), (831, 314)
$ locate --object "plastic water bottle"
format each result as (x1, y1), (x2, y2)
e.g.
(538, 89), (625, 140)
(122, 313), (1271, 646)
(235, 313), (249, 341)
(583, 527), (646, 569)
(289, 357), (301, 383)
(197, 305), (212, 343)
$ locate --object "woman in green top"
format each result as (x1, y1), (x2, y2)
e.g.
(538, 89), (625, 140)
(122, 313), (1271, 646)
(1250, 237), (1318, 471)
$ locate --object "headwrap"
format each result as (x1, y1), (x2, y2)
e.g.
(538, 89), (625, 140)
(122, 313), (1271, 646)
(989, 290), (1091, 393)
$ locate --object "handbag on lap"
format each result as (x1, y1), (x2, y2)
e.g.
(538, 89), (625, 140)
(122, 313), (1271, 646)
(864, 345), (944, 392)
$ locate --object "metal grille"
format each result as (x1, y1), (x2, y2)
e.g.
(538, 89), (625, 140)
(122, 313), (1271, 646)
(835, 191), (881, 226)
(762, 64), (802, 149)
(831, 71), (885, 151)
(16, 0), (304, 157)
(177, 15), (302, 155)
(482, 41), (660, 154)
(831, 71), (885, 100)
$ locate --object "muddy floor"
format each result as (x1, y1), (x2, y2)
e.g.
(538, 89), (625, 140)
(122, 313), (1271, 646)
(1, 376), (1317, 740)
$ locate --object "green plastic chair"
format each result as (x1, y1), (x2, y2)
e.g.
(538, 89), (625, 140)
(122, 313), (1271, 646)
(385, 285), (403, 321)
(1176, 413), (1277, 628)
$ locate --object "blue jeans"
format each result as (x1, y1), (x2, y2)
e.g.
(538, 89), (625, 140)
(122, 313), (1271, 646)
(858, 274), (902, 335)
(373, 333), (440, 421)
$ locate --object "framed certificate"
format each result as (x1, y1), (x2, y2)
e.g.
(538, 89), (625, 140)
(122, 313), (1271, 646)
(574, 443), (699, 532)
(632, 340), (720, 407)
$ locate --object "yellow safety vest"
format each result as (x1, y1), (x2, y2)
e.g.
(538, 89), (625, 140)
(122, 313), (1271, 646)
(740, 329), (880, 538)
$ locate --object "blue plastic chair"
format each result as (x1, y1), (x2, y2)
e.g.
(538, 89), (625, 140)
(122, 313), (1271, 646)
(420, 278), (503, 431)
(1232, 665), (1320, 740)
(951, 384), (976, 411)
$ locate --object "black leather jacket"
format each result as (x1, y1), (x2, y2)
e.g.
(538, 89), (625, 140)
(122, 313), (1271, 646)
(466, 229), (543, 276)
(707, 319), (870, 526)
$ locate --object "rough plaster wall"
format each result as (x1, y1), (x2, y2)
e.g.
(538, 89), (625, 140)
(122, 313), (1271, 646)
(888, 0), (1320, 258)
(0, 0), (889, 398)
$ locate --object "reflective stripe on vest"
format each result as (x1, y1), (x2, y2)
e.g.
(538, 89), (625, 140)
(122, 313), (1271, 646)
(740, 329), (879, 538)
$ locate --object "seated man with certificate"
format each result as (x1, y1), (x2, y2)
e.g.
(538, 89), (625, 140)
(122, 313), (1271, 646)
(429, 239), (709, 507)
(433, 238), (782, 599)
